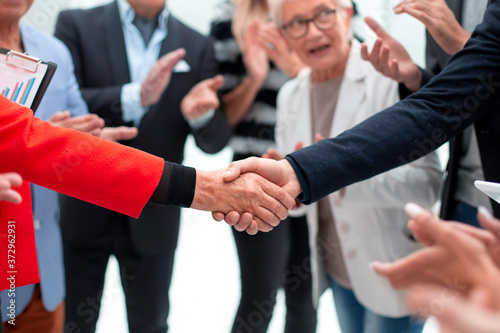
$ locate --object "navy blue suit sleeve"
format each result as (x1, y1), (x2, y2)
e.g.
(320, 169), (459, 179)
(287, 0), (500, 204)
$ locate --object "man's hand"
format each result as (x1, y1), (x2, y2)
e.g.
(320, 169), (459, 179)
(100, 127), (138, 142)
(48, 111), (104, 136)
(211, 157), (302, 230)
(0, 172), (23, 204)
(180, 75), (224, 120)
(393, 0), (470, 55)
(224, 157), (302, 198)
(372, 204), (500, 304)
(192, 167), (297, 235)
(361, 17), (422, 92)
(141, 48), (186, 107)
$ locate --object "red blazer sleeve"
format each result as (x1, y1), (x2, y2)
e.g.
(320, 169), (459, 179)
(0, 182), (39, 290)
(0, 96), (164, 218)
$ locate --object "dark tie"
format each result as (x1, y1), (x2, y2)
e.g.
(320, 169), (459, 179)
(133, 15), (158, 46)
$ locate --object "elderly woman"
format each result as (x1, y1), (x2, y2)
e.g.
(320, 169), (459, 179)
(267, 0), (443, 332)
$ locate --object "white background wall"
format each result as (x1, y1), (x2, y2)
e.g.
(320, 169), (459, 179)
(21, 1), (440, 332)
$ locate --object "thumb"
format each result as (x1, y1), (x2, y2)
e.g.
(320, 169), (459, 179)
(364, 16), (389, 39)
(51, 110), (71, 122)
(208, 75), (224, 91)
(222, 157), (261, 182)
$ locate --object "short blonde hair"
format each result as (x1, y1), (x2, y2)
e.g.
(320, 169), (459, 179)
(269, 0), (352, 25)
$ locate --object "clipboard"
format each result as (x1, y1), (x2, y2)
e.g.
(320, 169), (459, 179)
(0, 47), (57, 113)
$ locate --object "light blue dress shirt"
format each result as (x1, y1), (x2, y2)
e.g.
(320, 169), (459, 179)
(116, 0), (214, 128)
(1, 23), (89, 320)
(117, 0), (168, 126)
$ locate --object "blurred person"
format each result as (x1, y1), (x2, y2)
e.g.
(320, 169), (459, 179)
(266, 0), (441, 332)
(53, 0), (235, 331)
(360, 0), (491, 226)
(0, 0), (138, 331)
(210, 1), (316, 332)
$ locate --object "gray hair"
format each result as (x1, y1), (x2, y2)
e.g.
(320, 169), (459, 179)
(269, 0), (352, 25)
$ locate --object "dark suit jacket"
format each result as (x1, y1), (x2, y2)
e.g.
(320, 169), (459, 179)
(286, 0), (500, 218)
(54, 2), (231, 255)
(413, 0), (498, 219)
(426, 0), (465, 219)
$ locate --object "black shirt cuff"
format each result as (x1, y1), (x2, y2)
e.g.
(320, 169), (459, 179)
(149, 161), (196, 208)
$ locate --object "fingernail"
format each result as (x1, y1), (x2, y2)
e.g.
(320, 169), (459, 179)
(478, 205), (494, 220)
(404, 202), (424, 219)
(369, 261), (383, 272)
(223, 171), (231, 178)
(291, 204), (297, 211)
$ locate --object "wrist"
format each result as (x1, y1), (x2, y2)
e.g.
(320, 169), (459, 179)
(279, 159), (302, 197)
(191, 169), (218, 211)
(404, 67), (422, 93)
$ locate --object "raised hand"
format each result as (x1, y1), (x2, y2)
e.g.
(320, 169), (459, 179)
(393, 0), (470, 55)
(181, 75), (224, 120)
(372, 203), (500, 304)
(258, 22), (305, 78)
(0, 172), (23, 203)
(191, 167), (297, 234)
(361, 17), (422, 92)
(48, 111), (104, 136)
(409, 206), (500, 268)
(242, 21), (270, 88)
(141, 48), (186, 107)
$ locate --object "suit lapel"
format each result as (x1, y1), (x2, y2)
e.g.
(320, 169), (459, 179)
(159, 15), (180, 56)
(104, 1), (130, 84)
(331, 46), (366, 138)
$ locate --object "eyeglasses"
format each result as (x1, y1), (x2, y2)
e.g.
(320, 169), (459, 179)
(281, 8), (342, 40)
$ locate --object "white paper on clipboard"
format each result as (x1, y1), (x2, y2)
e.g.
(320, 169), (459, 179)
(0, 49), (52, 111)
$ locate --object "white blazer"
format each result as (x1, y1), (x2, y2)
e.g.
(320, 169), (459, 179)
(275, 41), (443, 317)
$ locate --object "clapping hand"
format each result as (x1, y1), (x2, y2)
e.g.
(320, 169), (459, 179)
(361, 17), (422, 92)
(181, 75), (224, 120)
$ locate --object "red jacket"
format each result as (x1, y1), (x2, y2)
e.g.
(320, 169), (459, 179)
(0, 96), (164, 290)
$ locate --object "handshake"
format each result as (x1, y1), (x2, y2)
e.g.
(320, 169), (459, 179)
(190, 157), (302, 235)
(0, 157), (303, 236)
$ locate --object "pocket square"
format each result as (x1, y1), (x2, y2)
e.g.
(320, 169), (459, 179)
(173, 59), (191, 73)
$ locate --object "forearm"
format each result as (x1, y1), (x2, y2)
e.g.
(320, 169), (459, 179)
(0, 97), (163, 218)
(287, 9), (500, 204)
(222, 77), (262, 126)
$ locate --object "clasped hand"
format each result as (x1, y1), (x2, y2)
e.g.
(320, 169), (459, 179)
(193, 157), (302, 235)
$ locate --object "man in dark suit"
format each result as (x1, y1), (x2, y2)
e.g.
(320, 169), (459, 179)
(54, 1), (231, 332)
(386, 0), (491, 225)
(218, 0), (500, 222)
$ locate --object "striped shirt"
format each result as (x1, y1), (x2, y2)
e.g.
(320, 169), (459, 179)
(210, 1), (289, 159)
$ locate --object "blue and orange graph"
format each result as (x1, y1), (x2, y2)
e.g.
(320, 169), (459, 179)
(1, 77), (36, 106)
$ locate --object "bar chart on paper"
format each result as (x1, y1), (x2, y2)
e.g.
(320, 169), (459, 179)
(0, 57), (47, 108)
